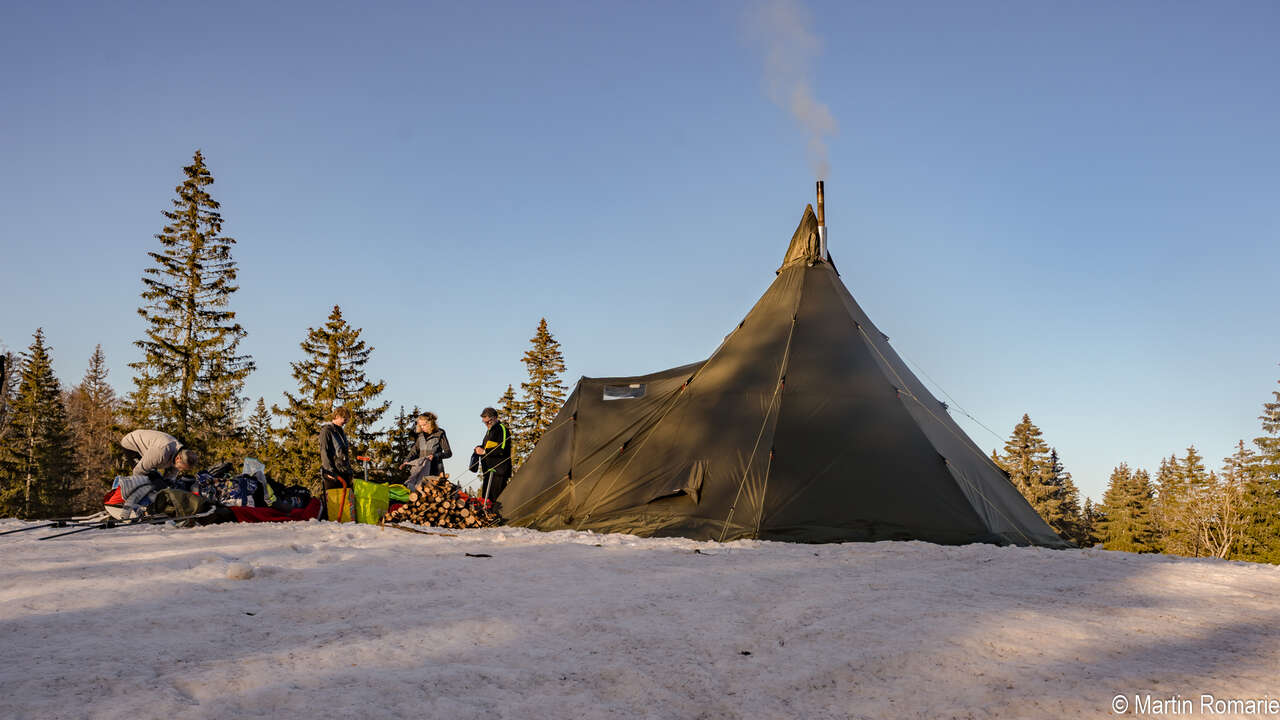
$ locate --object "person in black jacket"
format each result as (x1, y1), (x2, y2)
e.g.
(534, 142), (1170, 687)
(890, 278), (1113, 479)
(319, 406), (355, 519)
(401, 411), (452, 491)
(472, 406), (512, 502)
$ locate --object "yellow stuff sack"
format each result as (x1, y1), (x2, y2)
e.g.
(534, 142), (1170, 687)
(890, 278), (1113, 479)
(325, 487), (355, 522)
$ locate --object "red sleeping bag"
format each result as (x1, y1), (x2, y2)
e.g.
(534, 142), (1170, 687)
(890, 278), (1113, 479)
(228, 497), (323, 523)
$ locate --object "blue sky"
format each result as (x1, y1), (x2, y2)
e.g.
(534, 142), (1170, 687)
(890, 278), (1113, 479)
(2, 1), (1277, 500)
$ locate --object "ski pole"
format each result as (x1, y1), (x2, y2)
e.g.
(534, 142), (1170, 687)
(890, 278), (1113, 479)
(37, 507), (217, 540)
(0, 511), (110, 535)
(1, 521), (69, 536)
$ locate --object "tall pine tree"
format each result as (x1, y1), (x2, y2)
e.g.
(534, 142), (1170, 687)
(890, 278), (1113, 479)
(515, 318), (566, 466)
(1079, 497), (1100, 548)
(0, 330), (77, 518)
(1153, 454), (1181, 538)
(245, 397), (281, 472)
(0, 350), (17, 486)
(372, 405), (422, 484)
(1240, 375), (1280, 563)
(1045, 448), (1085, 543)
(1155, 446), (1215, 557)
(996, 415), (1081, 543)
(65, 345), (119, 512)
(497, 384), (525, 464)
(0, 351), (12, 418)
(129, 150), (254, 459)
(1098, 463), (1160, 553)
(273, 305), (389, 487)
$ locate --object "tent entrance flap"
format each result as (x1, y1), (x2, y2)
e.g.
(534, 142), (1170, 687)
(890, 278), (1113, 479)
(643, 460), (705, 505)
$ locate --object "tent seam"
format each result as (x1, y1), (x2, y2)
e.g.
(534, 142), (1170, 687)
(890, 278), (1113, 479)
(719, 268), (806, 542)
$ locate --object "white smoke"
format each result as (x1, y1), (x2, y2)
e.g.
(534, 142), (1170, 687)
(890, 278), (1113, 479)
(745, 0), (837, 178)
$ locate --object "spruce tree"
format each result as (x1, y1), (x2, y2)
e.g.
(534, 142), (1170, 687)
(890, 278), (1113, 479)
(1079, 497), (1099, 547)
(498, 384), (526, 465)
(273, 305), (389, 487)
(1153, 455), (1184, 553)
(129, 150), (254, 459)
(0, 330), (77, 518)
(1154, 447), (1216, 557)
(0, 350), (20, 508)
(997, 415), (1049, 498)
(997, 415), (1078, 543)
(0, 350), (16, 476)
(1182, 446), (1214, 556)
(1045, 448), (1085, 543)
(515, 318), (566, 465)
(1241, 376), (1280, 563)
(0, 351), (11, 420)
(1098, 463), (1160, 553)
(65, 345), (120, 512)
(245, 397), (281, 471)
(371, 405), (421, 485)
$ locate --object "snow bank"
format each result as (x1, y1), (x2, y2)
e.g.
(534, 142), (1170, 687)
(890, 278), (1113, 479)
(1, 520), (1277, 719)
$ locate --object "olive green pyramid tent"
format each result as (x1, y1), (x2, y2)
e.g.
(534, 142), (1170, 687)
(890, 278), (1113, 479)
(502, 204), (1068, 547)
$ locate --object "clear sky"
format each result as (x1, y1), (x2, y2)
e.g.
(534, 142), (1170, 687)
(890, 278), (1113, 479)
(2, 1), (1277, 500)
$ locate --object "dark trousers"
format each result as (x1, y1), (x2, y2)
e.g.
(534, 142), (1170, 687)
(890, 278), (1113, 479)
(482, 471), (509, 502)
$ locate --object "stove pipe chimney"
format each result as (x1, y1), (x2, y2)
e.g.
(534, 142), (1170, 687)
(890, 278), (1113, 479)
(816, 180), (827, 260)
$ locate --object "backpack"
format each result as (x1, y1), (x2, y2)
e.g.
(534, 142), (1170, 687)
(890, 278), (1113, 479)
(273, 485), (313, 512)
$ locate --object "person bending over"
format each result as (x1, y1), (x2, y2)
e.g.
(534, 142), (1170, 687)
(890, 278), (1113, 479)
(120, 429), (197, 482)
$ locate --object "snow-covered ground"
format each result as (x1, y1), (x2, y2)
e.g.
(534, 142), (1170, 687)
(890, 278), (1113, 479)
(2, 520), (1278, 719)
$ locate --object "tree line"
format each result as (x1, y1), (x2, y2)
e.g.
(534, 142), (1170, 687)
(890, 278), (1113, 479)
(0, 151), (568, 516)
(993, 383), (1280, 563)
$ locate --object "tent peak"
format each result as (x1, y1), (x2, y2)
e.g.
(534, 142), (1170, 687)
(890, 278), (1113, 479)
(778, 204), (827, 271)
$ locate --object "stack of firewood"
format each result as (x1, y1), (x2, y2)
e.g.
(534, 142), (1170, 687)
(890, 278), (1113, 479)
(382, 475), (503, 529)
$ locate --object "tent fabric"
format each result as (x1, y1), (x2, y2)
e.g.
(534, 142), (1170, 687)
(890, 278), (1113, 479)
(501, 207), (1069, 548)
(779, 204), (824, 270)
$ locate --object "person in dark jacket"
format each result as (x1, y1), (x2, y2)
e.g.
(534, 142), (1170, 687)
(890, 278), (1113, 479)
(401, 412), (452, 491)
(319, 406), (355, 496)
(472, 406), (512, 502)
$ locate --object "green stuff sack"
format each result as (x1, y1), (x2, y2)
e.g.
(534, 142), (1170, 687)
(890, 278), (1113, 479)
(387, 484), (411, 504)
(354, 478), (390, 524)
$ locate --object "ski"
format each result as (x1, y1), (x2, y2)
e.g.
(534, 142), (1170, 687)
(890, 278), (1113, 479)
(36, 508), (218, 540)
(0, 512), (111, 537)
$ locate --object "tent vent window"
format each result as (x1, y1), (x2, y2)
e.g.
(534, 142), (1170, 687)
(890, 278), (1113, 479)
(603, 384), (645, 401)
